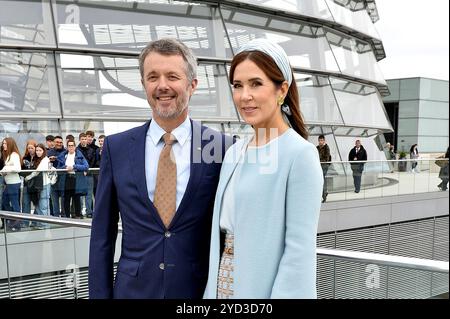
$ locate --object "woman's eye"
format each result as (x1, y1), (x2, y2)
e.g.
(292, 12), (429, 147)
(233, 83), (242, 89)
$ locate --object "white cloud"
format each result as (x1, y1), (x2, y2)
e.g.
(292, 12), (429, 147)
(375, 0), (449, 80)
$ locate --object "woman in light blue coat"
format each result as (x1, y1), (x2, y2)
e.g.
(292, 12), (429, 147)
(204, 39), (323, 299)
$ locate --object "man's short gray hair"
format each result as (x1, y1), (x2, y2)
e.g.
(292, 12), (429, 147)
(139, 38), (197, 82)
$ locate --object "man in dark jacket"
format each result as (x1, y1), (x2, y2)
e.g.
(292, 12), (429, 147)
(47, 136), (66, 216)
(317, 135), (331, 203)
(86, 130), (99, 152)
(77, 133), (96, 217)
(348, 140), (368, 193)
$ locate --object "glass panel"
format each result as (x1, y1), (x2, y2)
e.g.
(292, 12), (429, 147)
(297, 74), (343, 124)
(0, 227), (8, 298)
(335, 135), (389, 162)
(325, 29), (385, 84)
(59, 54), (149, 119)
(399, 78), (420, 100)
(398, 100), (419, 118)
(0, 0), (56, 46)
(397, 118), (418, 136)
(54, 1), (227, 58)
(1, 214), (122, 299)
(224, 123), (254, 139)
(233, 0), (334, 21)
(419, 78), (449, 102)
(0, 120), (60, 153)
(330, 78), (392, 129)
(418, 119), (448, 137)
(201, 122), (223, 133)
(417, 136), (450, 153)
(3, 219), (78, 298)
(325, 0), (381, 39)
(419, 101), (449, 119)
(222, 6), (340, 72)
(0, 51), (61, 116)
(59, 54), (236, 121)
(384, 79), (400, 102)
(189, 64), (238, 121)
(60, 120), (145, 141)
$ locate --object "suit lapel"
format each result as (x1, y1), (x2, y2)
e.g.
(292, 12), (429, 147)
(169, 120), (204, 228)
(130, 120), (166, 229)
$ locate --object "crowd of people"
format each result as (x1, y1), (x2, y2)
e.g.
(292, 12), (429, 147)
(0, 131), (105, 231)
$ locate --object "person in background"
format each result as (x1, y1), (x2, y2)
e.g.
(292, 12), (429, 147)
(0, 144), (5, 229)
(348, 140), (367, 193)
(92, 134), (105, 203)
(204, 39), (322, 299)
(437, 146), (449, 191)
(385, 142), (396, 173)
(21, 140), (37, 226)
(86, 130), (99, 152)
(1, 137), (22, 231)
(66, 134), (75, 144)
(45, 135), (55, 151)
(410, 144), (419, 173)
(388, 144), (396, 161)
(77, 133), (96, 218)
(48, 136), (66, 217)
(24, 144), (51, 229)
(56, 140), (89, 219)
(317, 135), (331, 203)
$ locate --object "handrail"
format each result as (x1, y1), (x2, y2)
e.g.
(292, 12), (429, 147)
(1, 158), (448, 173)
(317, 248), (449, 274)
(1, 211), (447, 274)
(320, 158), (449, 164)
(0, 211), (122, 231)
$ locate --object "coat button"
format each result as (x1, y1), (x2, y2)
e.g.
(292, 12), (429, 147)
(164, 231), (171, 238)
(159, 263), (165, 270)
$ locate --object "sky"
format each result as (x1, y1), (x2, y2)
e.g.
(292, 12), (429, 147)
(375, 0), (449, 81)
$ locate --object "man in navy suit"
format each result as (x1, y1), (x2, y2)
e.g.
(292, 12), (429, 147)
(89, 38), (232, 299)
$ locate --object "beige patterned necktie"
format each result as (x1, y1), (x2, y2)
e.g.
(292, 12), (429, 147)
(154, 133), (177, 228)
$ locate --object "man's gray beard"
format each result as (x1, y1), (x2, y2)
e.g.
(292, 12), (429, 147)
(153, 103), (188, 119)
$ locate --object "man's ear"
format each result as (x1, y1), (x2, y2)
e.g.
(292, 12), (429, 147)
(190, 78), (198, 95)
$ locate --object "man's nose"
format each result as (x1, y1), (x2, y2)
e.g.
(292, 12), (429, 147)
(157, 76), (169, 90)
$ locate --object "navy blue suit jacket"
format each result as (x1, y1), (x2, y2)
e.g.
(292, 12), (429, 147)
(88, 120), (232, 299)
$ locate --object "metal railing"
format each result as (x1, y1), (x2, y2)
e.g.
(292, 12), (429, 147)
(0, 211), (448, 299)
(318, 158), (449, 202)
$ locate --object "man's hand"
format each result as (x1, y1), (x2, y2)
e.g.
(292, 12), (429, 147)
(66, 165), (74, 172)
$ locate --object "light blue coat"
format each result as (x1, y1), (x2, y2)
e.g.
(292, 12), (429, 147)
(203, 129), (323, 299)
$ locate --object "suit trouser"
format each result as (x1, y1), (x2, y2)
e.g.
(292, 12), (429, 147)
(321, 166), (329, 198)
(84, 175), (94, 215)
(64, 175), (81, 218)
(353, 173), (362, 192)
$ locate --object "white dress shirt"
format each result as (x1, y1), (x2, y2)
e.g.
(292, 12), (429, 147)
(65, 152), (76, 174)
(145, 117), (191, 210)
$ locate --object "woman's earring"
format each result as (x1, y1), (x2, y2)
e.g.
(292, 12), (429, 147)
(277, 96), (284, 107)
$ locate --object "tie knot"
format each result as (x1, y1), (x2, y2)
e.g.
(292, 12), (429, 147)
(163, 133), (177, 145)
